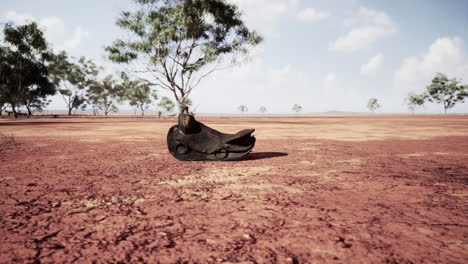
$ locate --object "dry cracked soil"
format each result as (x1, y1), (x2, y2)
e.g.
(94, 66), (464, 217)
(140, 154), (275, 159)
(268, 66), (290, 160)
(0, 115), (467, 263)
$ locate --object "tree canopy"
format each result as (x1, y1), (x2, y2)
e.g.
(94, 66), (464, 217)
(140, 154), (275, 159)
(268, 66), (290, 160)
(49, 51), (99, 115)
(367, 98), (381, 112)
(238, 104), (248, 113)
(0, 22), (56, 117)
(122, 72), (157, 116)
(158, 96), (176, 112)
(106, 0), (262, 113)
(426, 73), (467, 113)
(405, 92), (426, 113)
(292, 104), (302, 113)
(88, 75), (125, 116)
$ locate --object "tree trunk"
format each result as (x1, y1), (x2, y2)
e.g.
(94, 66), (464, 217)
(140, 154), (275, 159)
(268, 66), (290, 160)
(11, 103), (18, 118)
(26, 105), (32, 118)
(68, 107), (72, 115)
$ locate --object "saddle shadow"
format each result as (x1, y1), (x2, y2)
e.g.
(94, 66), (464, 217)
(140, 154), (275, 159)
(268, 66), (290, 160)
(241, 152), (288, 161)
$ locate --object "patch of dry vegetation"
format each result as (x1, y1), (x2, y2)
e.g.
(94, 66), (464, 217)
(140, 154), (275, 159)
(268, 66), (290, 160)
(0, 132), (16, 151)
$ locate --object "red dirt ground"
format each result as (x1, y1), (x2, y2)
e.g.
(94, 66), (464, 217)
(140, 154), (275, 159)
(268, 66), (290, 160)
(0, 115), (467, 263)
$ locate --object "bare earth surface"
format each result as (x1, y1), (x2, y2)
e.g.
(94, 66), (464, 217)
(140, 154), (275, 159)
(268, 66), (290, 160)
(1, 115), (467, 264)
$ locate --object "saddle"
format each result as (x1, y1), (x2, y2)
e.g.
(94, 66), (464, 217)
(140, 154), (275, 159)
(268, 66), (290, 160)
(167, 113), (256, 161)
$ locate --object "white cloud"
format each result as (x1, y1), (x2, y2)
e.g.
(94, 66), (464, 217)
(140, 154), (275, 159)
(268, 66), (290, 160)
(39, 16), (66, 43)
(229, 0), (298, 37)
(4, 11), (65, 42)
(322, 72), (337, 89)
(63, 27), (89, 50)
(360, 7), (394, 27)
(4, 11), (35, 24)
(296, 8), (329, 22)
(343, 18), (356, 27)
(395, 37), (468, 92)
(360, 53), (384, 74)
(1, 11), (88, 52)
(330, 7), (398, 52)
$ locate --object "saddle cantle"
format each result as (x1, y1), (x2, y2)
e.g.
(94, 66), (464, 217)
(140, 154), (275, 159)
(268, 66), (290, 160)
(167, 113), (256, 161)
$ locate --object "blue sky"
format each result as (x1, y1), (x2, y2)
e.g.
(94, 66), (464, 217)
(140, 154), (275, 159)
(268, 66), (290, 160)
(1, 0), (468, 113)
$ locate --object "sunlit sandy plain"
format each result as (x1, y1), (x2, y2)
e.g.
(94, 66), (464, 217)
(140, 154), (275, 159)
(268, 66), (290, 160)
(1, 115), (467, 263)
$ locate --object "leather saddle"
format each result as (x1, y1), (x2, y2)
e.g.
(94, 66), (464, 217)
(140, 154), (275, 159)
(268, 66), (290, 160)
(167, 113), (256, 161)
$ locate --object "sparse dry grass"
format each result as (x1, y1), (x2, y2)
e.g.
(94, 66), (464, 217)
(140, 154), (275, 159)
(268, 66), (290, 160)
(0, 132), (16, 150)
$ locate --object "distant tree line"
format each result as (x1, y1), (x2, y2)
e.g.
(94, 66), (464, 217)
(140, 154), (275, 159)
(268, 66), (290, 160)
(0, 22), (180, 118)
(368, 73), (467, 114)
(235, 104), (305, 113)
(2, 21), (466, 118)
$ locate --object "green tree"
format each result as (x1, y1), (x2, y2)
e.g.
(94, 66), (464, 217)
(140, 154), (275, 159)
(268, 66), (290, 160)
(50, 51), (99, 115)
(0, 88), (8, 116)
(0, 47), (9, 116)
(292, 104), (302, 113)
(122, 73), (156, 116)
(0, 22), (56, 118)
(23, 85), (54, 116)
(259, 105), (267, 113)
(182, 98), (193, 108)
(106, 0), (262, 113)
(91, 104), (101, 116)
(238, 104), (248, 113)
(158, 96), (176, 113)
(88, 75), (125, 117)
(405, 92), (426, 113)
(426, 73), (467, 113)
(367, 98), (381, 112)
